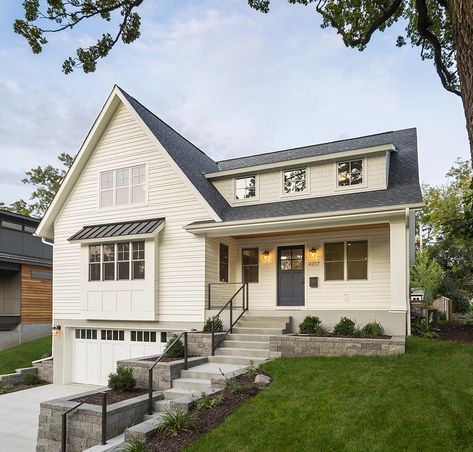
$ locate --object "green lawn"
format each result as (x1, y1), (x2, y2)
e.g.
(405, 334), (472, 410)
(187, 338), (473, 452)
(0, 336), (52, 375)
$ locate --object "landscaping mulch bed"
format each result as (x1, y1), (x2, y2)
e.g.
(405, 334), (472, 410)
(0, 381), (49, 395)
(72, 388), (147, 405)
(437, 323), (473, 344)
(152, 373), (268, 452)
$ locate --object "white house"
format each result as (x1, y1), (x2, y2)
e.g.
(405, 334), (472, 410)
(37, 86), (423, 385)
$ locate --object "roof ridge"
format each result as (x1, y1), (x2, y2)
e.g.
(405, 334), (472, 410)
(217, 128), (416, 164)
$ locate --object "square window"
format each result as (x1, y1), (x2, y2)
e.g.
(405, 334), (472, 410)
(337, 160), (363, 187)
(283, 169), (307, 193)
(235, 176), (256, 200)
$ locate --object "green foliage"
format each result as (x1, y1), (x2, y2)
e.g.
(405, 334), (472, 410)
(299, 316), (321, 334)
(226, 378), (260, 395)
(203, 316), (223, 333)
(0, 384), (14, 394)
(361, 322), (384, 337)
(245, 360), (259, 378)
(0, 336), (51, 375)
(156, 410), (196, 436)
(120, 436), (150, 452)
(108, 366), (136, 392)
(411, 322), (439, 339)
(195, 392), (225, 411)
(165, 334), (185, 359)
(0, 200), (33, 216)
(410, 250), (444, 304)
(333, 317), (356, 337)
(24, 373), (40, 385)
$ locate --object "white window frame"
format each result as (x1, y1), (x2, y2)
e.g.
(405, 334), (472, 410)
(234, 174), (259, 202)
(281, 167), (310, 197)
(322, 239), (370, 283)
(99, 164), (148, 209)
(335, 158), (366, 191)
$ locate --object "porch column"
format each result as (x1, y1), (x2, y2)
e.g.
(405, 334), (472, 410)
(389, 220), (408, 312)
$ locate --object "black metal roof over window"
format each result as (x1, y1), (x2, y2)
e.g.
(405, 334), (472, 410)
(68, 218), (165, 241)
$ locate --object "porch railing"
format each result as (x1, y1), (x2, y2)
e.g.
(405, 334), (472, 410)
(209, 283), (249, 355)
(147, 331), (188, 415)
(208, 282), (246, 310)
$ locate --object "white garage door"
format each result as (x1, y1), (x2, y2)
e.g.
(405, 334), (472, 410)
(73, 328), (167, 385)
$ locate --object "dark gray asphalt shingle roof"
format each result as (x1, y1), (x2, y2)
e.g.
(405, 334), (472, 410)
(120, 88), (422, 223)
(0, 252), (52, 267)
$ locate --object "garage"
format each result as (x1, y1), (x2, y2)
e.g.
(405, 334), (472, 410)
(72, 328), (167, 385)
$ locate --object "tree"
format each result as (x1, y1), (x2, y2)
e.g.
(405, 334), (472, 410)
(1, 152), (74, 218)
(410, 249), (443, 303)
(14, 1), (473, 162)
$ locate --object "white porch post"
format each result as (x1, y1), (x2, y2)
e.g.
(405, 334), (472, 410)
(389, 220), (409, 313)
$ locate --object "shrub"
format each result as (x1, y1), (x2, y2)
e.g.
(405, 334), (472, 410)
(203, 316), (223, 333)
(333, 317), (356, 337)
(0, 384), (13, 395)
(156, 410), (196, 436)
(411, 321), (439, 339)
(361, 322), (384, 337)
(165, 334), (185, 358)
(121, 436), (150, 452)
(299, 316), (322, 334)
(108, 366), (136, 392)
(226, 378), (260, 395)
(195, 392), (225, 411)
(245, 360), (259, 377)
(24, 373), (40, 385)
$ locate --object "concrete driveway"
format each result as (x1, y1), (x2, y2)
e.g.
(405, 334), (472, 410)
(0, 383), (99, 452)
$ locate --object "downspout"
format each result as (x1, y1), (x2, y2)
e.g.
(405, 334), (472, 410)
(41, 237), (54, 246)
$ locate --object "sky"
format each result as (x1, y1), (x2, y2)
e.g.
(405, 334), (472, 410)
(0, 0), (470, 205)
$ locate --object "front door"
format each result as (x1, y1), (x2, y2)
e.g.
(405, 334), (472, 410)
(277, 245), (305, 306)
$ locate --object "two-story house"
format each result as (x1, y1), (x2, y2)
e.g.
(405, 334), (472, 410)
(37, 86), (423, 385)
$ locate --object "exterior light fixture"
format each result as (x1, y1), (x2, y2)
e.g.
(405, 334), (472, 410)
(309, 247), (318, 258)
(52, 324), (62, 336)
(262, 250), (270, 261)
(308, 247), (320, 266)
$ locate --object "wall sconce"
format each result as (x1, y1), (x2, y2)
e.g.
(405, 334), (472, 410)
(308, 247), (320, 266)
(262, 250), (270, 261)
(52, 324), (62, 336)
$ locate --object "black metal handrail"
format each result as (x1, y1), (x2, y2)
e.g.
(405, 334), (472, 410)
(147, 331), (188, 415)
(208, 282), (245, 310)
(211, 282), (248, 354)
(61, 392), (107, 451)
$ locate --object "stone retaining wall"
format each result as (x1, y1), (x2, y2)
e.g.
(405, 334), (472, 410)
(270, 335), (405, 358)
(187, 332), (226, 356)
(0, 366), (38, 386)
(36, 388), (162, 452)
(33, 358), (54, 383)
(117, 356), (208, 390)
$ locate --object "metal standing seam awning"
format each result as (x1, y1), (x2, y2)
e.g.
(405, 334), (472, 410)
(68, 218), (165, 242)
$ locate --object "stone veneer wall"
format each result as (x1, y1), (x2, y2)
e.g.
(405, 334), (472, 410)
(187, 332), (226, 357)
(0, 358), (54, 386)
(36, 389), (162, 452)
(117, 356), (208, 390)
(33, 358), (54, 383)
(269, 335), (405, 358)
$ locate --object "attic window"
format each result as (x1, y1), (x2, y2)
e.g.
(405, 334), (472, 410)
(283, 168), (307, 193)
(100, 165), (146, 208)
(337, 160), (363, 187)
(235, 176), (256, 199)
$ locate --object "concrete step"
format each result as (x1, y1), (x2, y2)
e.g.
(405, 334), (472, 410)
(223, 340), (270, 350)
(238, 318), (289, 327)
(215, 347), (269, 358)
(227, 333), (272, 342)
(244, 315), (291, 322)
(180, 362), (244, 380)
(233, 326), (283, 335)
(236, 321), (288, 330)
(173, 377), (212, 391)
(163, 388), (202, 400)
(208, 355), (267, 366)
(154, 399), (173, 412)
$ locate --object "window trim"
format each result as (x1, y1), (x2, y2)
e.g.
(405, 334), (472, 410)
(99, 164), (148, 210)
(335, 158), (366, 191)
(281, 167), (310, 197)
(233, 174), (259, 202)
(323, 239), (370, 282)
(242, 247), (259, 283)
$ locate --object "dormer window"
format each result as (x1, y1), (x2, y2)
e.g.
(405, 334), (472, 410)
(100, 165), (146, 208)
(235, 176), (256, 199)
(283, 168), (307, 194)
(337, 159), (363, 187)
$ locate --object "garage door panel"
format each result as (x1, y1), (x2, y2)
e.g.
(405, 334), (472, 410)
(86, 342), (101, 385)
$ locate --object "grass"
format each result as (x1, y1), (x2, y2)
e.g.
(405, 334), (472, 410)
(0, 336), (51, 375)
(187, 338), (473, 452)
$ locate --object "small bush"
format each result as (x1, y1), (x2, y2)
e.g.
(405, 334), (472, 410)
(24, 373), (40, 385)
(0, 384), (13, 394)
(412, 321), (439, 339)
(108, 366), (136, 392)
(361, 322), (384, 337)
(195, 392), (225, 411)
(203, 316), (223, 333)
(165, 334), (185, 358)
(245, 360), (259, 377)
(120, 436), (150, 452)
(156, 410), (196, 436)
(226, 378), (260, 395)
(299, 316), (322, 334)
(333, 317), (356, 337)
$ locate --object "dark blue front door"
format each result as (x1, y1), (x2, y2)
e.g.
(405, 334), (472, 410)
(277, 245), (305, 306)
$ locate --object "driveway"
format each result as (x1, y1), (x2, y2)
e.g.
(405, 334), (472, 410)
(0, 383), (100, 452)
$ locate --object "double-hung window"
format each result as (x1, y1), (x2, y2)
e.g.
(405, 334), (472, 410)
(88, 241), (145, 281)
(100, 165), (146, 208)
(242, 248), (258, 283)
(337, 159), (363, 187)
(324, 240), (368, 281)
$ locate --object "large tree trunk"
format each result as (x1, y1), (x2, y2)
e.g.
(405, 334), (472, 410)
(448, 0), (473, 165)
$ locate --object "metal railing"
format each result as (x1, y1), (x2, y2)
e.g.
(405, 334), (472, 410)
(147, 331), (188, 415)
(208, 282), (246, 310)
(210, 283), (248, 355)
(61, 392), (107, 452)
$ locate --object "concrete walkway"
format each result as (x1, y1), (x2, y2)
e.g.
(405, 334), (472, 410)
(0, 383), (100, 452)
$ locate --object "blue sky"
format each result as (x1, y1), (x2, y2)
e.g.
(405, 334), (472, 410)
(0, 0), (470, 205)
